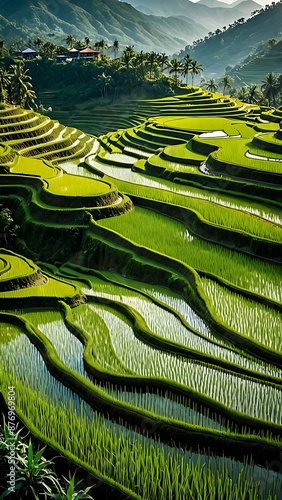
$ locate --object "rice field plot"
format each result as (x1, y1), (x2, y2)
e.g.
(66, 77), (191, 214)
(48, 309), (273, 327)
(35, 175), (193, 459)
(23, 309), (88, 376)
(10, 155), (59, 179)
(100, 383), (227, 431)
(208, 136), (282, 174)
(98, 207), (282, 302)
(0, 250), (38, 282)
(0, 320), (86, 413)
(0, 271), (77, 300)
(72, 302), (282, 425)
(46, 172), (112, 197)
(84, 154), (282, 227)
(151, 116), (247, 137)
(2, 370), (280, 500)
(62, 266), (282, 380)
(200, 278), (282, 353)
(19, 294), (247, 433)
(1, 93), (282, 499)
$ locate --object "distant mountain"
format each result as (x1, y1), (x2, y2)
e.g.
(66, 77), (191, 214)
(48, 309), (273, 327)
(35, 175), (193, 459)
(177, 1), (282, 78)
(196, 0), (229, 7)
(125, 0), (261, 32)
(0, 0), (205, 54)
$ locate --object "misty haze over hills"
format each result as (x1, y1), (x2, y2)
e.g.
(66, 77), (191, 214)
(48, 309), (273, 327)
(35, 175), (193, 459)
(0, 0), (280, 83)
(0, 0), (263, 54)
(177, 0), (282, 79)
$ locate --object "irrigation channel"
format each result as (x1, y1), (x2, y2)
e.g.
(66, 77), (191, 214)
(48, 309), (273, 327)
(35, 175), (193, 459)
(0, 91), (282, 499)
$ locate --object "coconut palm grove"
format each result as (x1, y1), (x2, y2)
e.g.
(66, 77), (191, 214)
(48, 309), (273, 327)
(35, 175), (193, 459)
(0, 2), (282, 499)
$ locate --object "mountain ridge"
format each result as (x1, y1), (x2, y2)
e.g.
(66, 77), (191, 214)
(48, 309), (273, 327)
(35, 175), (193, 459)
(178, 1), (282, 78)
(124, 0), (261, 32)
(0, 0), (206, 53)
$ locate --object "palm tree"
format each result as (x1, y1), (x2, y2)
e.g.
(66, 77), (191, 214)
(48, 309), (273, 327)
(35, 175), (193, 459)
(65, 34), (74, 48)
(34, 38), (42, 50)
(182, 54), (192, 86)
(136, 50), (146, 80)
(247, 84), (259, 104)
(147, 51), (158, 79)
(22, 82), (37, 109)
(0, 63), (11, 103)
(261, 72), (280, 106)
(98, 39), (108, 53)
(42, 42), (56, 59)
(113, 39), (119, 58)
(220, 74), (233, 94)
(203, 78), (218, 92)
(124, 45), (135, 58)
(10, 62), (36, 108)
(158, 52), (169, 72)
(237, 86), (248, 102)
(190, 60), (203, 87)
(169, 58), (182, 84)
(121, 50), (134, 70)
(84, 36), (90, 47)
(97, 72), (113, 98)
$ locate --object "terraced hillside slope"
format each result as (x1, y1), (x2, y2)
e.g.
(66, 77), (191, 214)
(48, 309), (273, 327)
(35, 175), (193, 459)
(0, 89), (282, 499)
(231, 38), (282, 85)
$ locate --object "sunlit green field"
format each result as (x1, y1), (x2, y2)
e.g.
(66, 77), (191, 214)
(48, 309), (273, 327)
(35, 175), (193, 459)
(0, 90), (282, 499)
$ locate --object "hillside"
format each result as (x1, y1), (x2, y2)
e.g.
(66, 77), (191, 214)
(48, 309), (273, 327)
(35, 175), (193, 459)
(178, 1), (282, 78)
(0, 0), (205, 54)
(230, 38), (282, 85)
(125, 0), (261, 32)
(0, 90), (282, 499)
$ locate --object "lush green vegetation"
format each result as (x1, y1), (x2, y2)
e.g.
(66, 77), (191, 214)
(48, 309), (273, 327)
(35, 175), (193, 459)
(0, 84), (282, 499)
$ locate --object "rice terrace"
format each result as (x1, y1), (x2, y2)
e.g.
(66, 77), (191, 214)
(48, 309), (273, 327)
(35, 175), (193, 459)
(0, 85), (282, 499)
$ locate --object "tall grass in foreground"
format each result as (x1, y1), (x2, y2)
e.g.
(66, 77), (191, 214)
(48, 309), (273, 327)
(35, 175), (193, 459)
(201, 278), (282, 353)
(98, 207), (282, 301)
(0, 371), (281, 500)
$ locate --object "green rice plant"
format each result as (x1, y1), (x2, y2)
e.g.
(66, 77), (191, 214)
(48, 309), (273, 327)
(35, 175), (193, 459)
(13, 293), (278, 432)
(200, 278), (282, 353)
(63, 265), (222, 343)
(0, 274), (77, 300)
(72, 272), (282, 380)
(120, 277), (282, 378)
(11, 155), (58, 179)
(209, 136), (282, 173)
(23, 310), (88, 377)
(100, 384), (226, 431)
(0, 313), (272, 436)
(0, 250), (38, 282)
(0, 318), (236, 435)
(83, 154), (282, 227)
(46, 173), (111, 197)
(70, 304), (131, 375)
(0, 321), (84, 411)
(59, 265), (282, 382)
(98, 207), (282, 302)
(0, 376), (280, 500)
(72, 303), (282, 424)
